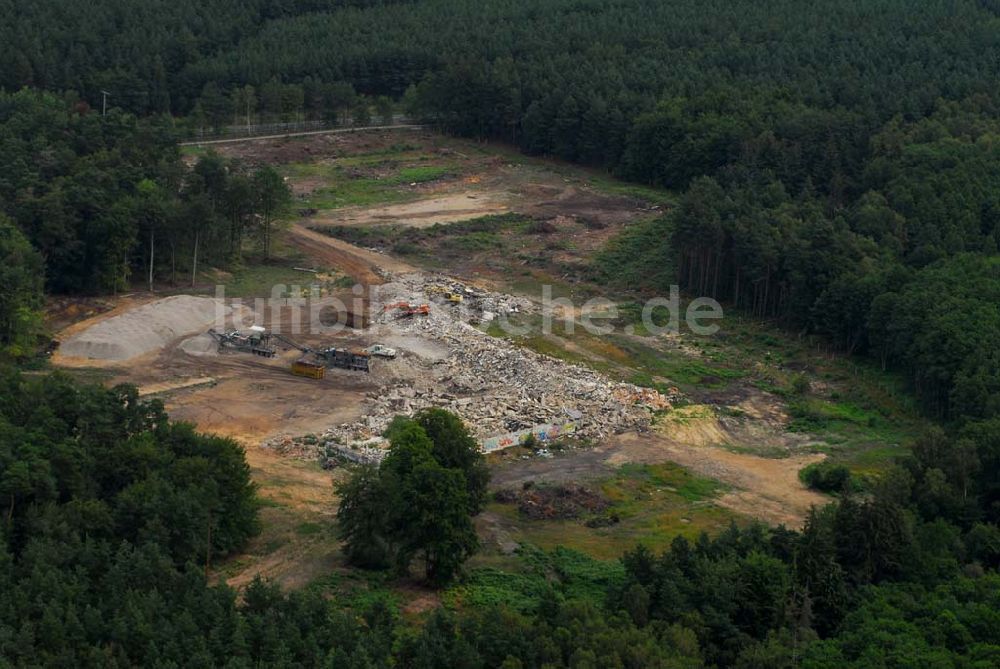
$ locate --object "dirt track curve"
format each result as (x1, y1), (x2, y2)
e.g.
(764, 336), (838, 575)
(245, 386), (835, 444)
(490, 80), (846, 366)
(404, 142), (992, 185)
(287, 223), (416, 286)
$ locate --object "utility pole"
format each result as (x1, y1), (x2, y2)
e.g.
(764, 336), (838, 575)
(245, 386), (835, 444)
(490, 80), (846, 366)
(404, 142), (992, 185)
(101, 90), (110, 116)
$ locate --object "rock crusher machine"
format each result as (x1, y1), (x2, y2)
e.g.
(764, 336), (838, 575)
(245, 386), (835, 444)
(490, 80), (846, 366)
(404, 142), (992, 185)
(207, 326), (372, 375)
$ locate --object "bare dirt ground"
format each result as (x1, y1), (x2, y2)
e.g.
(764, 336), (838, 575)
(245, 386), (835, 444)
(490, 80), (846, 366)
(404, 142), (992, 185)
(481, 366), (826, 528)
(318, 192), (511, 228)
(607, 433), (826, 528)
(53, 298), (374, 445)
(57, 295), (234, 362)
(490, 431), (826, 529)
(222, 448), (345, 591)
(286, 223), (415, 285)
(49, 296), (375, 589)
(211, 130), (650, 282)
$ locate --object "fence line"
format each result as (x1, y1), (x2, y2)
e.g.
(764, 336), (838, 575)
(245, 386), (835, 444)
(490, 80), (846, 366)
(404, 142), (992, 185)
(181, 115), (414, 143)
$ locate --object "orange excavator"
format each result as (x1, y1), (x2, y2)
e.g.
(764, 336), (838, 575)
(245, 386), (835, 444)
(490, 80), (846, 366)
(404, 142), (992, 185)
(383, 301), (430, 318)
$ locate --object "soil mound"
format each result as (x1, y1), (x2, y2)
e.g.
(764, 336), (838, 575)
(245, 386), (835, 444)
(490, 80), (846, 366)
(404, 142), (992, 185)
(60, 296), (230, 361)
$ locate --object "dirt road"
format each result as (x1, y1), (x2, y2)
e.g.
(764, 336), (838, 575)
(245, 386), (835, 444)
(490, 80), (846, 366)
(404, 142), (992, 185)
(287, 223), (416, 285)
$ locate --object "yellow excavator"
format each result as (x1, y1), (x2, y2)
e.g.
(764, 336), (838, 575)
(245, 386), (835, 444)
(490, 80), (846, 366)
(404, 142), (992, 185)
(427, 285), (464, 303)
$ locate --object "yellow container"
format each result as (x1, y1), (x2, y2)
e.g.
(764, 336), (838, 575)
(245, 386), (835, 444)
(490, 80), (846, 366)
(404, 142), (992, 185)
(291, 360), (325, 379)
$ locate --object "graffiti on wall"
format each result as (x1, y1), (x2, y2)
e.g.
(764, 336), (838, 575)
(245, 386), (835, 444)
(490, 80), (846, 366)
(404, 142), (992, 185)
(480, 421), (577, 453)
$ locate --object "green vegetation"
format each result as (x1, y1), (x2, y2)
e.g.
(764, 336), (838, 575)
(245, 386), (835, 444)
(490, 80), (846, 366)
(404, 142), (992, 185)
(489, 464), (734, 559)
(3, 367), (998, 665)
(0, 371), (263, 664)
(0, 91), (292, 294)
(280, 157), (453, 211)
(591, 215), (675, 293)
(0, 218), (44, 358)
(610, 335), (743, 389)
(397, 165), (452, 183)
(799, 461), (854, 494)
(338, 409), (488, 585)
(207, 262), (313, 298)
(447, 546), (626, 613)
(584, 175), (674, 206)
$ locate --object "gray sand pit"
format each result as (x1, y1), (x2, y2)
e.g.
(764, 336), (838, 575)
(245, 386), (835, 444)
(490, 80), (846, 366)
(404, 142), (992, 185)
(61, 296), (233, 361)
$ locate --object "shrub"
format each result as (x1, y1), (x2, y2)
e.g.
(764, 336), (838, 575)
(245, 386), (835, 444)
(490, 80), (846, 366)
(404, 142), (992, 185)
(800, 461), (852, 493)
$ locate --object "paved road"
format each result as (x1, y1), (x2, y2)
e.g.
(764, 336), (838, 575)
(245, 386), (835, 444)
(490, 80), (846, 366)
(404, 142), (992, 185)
(179, 123), (425, 147)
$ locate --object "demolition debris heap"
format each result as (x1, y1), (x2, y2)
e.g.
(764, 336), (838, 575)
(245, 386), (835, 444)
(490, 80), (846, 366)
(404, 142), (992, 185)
(270, 272), (679, 463)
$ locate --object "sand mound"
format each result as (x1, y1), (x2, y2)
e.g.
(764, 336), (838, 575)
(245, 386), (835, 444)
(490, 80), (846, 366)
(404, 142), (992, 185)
(179, 333), (220, 357)
(60, 296), (231, 361)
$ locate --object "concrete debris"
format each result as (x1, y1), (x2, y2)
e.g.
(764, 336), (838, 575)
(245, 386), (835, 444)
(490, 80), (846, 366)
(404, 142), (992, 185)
(265, 271), (682, 465)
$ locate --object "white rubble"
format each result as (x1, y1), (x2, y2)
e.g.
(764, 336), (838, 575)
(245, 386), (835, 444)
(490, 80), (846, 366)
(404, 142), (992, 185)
(268, 272), (680, 464)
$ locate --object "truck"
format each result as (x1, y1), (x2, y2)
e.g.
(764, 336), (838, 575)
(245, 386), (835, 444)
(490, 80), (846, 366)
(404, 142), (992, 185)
(366, 344), (397, 359)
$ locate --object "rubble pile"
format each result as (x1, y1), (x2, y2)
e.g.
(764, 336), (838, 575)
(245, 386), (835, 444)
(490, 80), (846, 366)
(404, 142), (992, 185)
(374, 273), (534, 326)
(267, 271), (683, 465)
(495, 483), (611, 521)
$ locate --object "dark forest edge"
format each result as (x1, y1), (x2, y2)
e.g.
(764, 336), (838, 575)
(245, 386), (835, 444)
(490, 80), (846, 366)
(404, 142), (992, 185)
(2, 0), (1000, 665)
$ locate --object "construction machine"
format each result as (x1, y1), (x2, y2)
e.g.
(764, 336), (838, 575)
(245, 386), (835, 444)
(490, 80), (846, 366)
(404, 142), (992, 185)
(205, 327), (374, 374)
(427, 285), (464, 303)
(314, 347), (371, 372)
(291, 359), (325, 379)
(383, 301), (430, 318)
(208, 326), (276, 357)
(366, 344), (397, 359)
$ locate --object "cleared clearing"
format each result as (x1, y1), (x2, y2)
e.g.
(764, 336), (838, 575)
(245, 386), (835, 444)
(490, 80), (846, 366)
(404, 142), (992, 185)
(48, 129), (920, 592)
(316, 191), (510, 228)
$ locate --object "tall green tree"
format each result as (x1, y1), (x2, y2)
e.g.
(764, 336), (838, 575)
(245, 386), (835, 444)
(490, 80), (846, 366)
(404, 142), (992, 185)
(338, 411), (483, 584)
(0, 217), (43, 356)
(252, 166), (290, 259)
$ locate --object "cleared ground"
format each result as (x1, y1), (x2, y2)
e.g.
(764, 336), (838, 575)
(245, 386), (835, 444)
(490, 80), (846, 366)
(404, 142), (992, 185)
(46, 130), (923, 592)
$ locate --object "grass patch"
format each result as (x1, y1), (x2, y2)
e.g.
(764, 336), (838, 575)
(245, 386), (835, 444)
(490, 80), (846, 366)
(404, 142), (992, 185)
(609, 335), (743, 389)
(608, 462), (724, 504)
(180, 145), (210, 158)
(396, 165), (452, 183)
(296, 522), (325, 536)
(212, 260), (333, 298)
(786, 396), (915, 472)
(586, 174), (675, 206)
(304, 177), (410, 210)
(489, 464), (733, 560)
(442, 230), (503, 251)
(446, 546), (625, 612)
(307, 570), (403, 616)
(282, 155), (455, 210)
(590, 215), (675, 292)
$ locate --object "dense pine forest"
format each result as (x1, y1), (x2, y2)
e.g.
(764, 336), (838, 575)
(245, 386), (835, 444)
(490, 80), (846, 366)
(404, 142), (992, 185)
(3, 0), (1000, 666)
